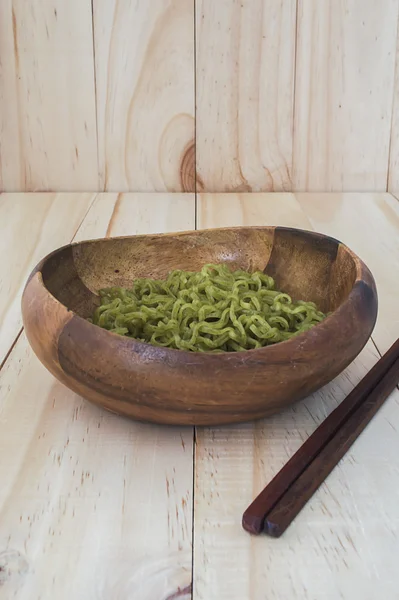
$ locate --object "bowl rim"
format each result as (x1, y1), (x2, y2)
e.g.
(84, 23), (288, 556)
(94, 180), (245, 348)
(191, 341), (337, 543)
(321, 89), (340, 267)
(26, 225), (377, 361)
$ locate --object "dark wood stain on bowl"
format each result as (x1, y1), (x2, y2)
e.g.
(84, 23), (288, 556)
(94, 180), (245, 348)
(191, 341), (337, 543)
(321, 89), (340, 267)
(21, 226), (378, 426)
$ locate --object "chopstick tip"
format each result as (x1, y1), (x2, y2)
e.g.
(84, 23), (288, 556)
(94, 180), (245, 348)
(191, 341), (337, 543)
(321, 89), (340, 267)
(242, 511), (264, 535)
(263, 519), (283, 538)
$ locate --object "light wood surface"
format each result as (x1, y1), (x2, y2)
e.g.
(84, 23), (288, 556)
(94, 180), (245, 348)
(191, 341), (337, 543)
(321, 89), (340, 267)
(0, 193), (96, 366)
(74, 192), (195, 241)
(198, 192), (399, 352)
(293, 0), (399, 192)
(297, 193), (399, 353)
(389, 25), (399, 196)
(195, 0), (296, 192)
(1, 192), (399, 599)
(0, 193), (195, 599)
(1, 0), (399, 193)
(195, 192), (399, 600)
(0, 0), (98, 191)
(93, 0), (195, 192)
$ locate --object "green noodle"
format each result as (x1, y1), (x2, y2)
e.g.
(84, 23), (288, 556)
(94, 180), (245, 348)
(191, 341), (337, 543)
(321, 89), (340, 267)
(90, 264), (327, 352)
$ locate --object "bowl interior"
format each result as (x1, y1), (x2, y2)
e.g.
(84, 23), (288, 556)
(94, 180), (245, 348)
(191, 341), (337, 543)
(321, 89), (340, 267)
(40, 227), (357, 321)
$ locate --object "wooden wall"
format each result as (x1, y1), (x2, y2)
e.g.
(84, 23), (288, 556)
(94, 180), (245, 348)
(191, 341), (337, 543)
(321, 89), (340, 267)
(1, 0), (398, 194)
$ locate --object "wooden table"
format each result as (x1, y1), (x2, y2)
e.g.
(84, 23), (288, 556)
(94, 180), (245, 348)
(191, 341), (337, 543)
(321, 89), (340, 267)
(1, 192), (399, 600)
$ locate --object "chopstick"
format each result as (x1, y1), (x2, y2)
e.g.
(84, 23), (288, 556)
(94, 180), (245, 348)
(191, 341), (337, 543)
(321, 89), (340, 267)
(242, 337), (399, 538)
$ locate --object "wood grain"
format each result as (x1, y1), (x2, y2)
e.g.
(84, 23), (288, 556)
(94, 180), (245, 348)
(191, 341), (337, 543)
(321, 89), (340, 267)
(388, 18), (399, 196)
(22, 222), (376, 425)
(194, 343), (399, 600)
(197, 192), (311, 230)
(0, 0), (98, 191)
(74, 193), (195, 241)
(297, 192), (399, 354)
(93, 0), (195, 192)
(195, 0), (296, 192)
(0, 335), (193, 600)
(0, 193), (96, 366)
(1, 0), (398, 194)
(242, 337), (399, 535)
(262, 351), (399, 538)
(194, 193), (399, 600)
(1, 192), (399, 599)
(0, 193), (195, 599)
(293, 0), (399, 192)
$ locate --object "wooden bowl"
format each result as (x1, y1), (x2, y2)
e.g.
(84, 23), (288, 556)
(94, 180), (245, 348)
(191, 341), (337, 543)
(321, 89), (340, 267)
(22, 227), (377, 426)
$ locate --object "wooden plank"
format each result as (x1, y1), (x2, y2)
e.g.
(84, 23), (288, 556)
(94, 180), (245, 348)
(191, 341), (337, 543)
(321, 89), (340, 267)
(293, 0), (399, 192)
(197, 192), (311, 230)
(194, 193), (399, 600)
(388, 18), (399, 196)
(74, 192), (195, 241)
(297, 192), (399, 354)
(93, 0), (195, 192)
(0, 0), (98, 191)
(195, 0), (296, 192)
(0, 193), (195, 599)
(0, 193), (96, 366)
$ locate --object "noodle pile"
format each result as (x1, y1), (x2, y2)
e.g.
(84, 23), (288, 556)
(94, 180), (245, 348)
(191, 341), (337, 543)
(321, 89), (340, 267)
(90, 264), (327, 352)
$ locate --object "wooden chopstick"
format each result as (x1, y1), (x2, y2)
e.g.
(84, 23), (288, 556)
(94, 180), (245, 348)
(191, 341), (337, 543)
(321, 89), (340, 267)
(242, 338), (399, 537)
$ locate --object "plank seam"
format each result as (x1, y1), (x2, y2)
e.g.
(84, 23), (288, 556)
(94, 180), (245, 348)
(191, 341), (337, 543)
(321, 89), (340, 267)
(386, 5), (399, 192)
(291, 0), (300, 191)
(371, 336), (399, 392)
(0, 194), (98, 374)
(194, 0), (198, 224)
(90, 0), (101, 191)
(370, 336), (382, 358)
(192, 3), (198, 595)
(0, 328), (23, 374)
(191, 425), (197, 600)
(70, 193), (99, 241)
